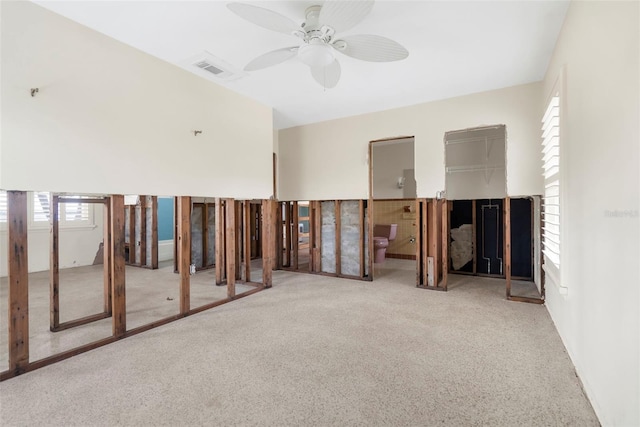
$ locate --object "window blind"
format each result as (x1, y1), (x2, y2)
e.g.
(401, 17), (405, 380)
(542, 96), (560, 268)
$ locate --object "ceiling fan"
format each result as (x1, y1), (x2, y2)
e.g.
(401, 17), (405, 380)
(227, 0), (409, 88)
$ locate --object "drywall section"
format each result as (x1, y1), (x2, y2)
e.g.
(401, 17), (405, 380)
(320, 201), (336, 274)
(372, 138), (415, 199)
(278, 82), (542, 201)
(0, 1), (273, 199)
(542, 2), (639, 426)
(339, 201), (361, 277)
(0, 199), (104, 277)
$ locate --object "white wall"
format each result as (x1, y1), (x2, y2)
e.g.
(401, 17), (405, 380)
(278, 82), (542, 201)
(0, 203), (104, 277)
(372, 139), (414, 199)
(542, 1), (639, 426)
(0, 1), (273, 199)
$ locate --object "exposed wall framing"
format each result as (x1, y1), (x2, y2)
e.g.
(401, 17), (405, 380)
(1, 194), (273, 381)
(416, 198), (447, 290)
(49, 195), (113, 332)
(124, 196), (158, 269)
(278, 200), (369, 281)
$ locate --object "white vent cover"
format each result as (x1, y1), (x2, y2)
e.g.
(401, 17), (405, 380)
(184, 51), (245, 81)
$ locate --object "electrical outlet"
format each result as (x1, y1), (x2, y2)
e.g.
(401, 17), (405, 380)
(189, 264), (196, 275)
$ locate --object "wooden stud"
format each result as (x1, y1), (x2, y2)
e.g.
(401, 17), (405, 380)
(128, 205), (136, 265)
(441, 199), (449, 291)
(292, 201), (299, 270)
(261, 200), (273, 288)
(110, 195), (126, 336)
(140, 196), (147, 267)
(504, 197), (512, 299)
(225, 198), (236, 298)
(274, 202), (282, 269)
(311, 201), (322, 272)
(284, 202), (291, 267)
(428, 200), (439, 288)
(472, 199), (477, 275)
(173, 197), (178, 273)
(415, 199), (426, 286)
(7, 191), (29, 371)
(177, 197), (191, 314)
(243, 201), (251, 282)
(103, 198), (112, 314)
(235, 201), (242, 280)
(359, 200), (365, 278)
(335, 200), (341, 276)
(215, 199), (225, 285)
(49, 195), (60, 330)
(151, 196), (159, 269)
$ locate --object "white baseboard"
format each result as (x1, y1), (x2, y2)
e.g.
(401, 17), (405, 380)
(159, 240), (174, 262)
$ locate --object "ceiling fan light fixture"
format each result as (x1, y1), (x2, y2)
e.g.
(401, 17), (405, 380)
(298, 41), (335, 67)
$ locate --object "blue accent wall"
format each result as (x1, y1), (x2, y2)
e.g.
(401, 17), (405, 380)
(158, 197), (174, 241)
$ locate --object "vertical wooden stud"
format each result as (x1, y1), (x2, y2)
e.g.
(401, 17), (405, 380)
(111, 195), (126, 336)
(284, 202), (291, 268)
(150, 196), (159, 269)
(367, 198), (374, 281)
(225, 198), (236, 298)
(335, 200), (341, 276)
(215, 199), (225, 285)
(243, 201), (252, 282)
(292, 201), (299, 270)
(472, 199), (477, 275)
(275, 202), (283, 269)
(49, 195), (60, 330)
(177, 196), (191, 314)
(415, 199), (422, 286)
(234, 201), (242, 280)
(441, 200), (449, 291)
(103, 198), (112, 315)
(173, 197), (178, 273)
(8, 191), (29, 371)
(505, 197), (512, 298)
(429, 200), (439, 287)
(359, 200), (365, 278)
(139, 196), (147, 267)
(128, 205), (136, 265)
(421, 199), (428, 287)
(261, 199), (274, 288)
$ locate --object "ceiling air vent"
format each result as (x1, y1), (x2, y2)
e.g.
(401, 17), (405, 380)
(195, 60), (224, 75)
(184, 51), (246, 82)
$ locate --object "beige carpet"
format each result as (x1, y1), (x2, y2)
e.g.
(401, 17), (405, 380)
(0, 260), (598, 426)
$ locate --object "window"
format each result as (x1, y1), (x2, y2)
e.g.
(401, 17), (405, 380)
(0, 191), (93, 228)
(541, 95), (561, 280)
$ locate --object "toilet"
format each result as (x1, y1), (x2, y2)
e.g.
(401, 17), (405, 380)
(373, 224), (398, 263)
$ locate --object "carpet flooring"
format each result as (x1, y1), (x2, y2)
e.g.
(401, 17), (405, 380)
(0, 260), (598, 426)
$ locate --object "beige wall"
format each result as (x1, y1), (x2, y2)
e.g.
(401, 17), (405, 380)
(541, 1), (639, 426)
(278, 82), (542, 201)
(0, 1), (273, 199)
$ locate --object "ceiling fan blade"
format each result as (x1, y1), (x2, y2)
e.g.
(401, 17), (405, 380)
(245, 47), (298, 71)
(334, 34), (409, 62)
(319, 0), (374, 33)
(227, 3), (300, 35)
(310, 60), (341, 89)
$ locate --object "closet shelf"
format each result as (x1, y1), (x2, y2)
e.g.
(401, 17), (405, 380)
(446, 164), (505, 173)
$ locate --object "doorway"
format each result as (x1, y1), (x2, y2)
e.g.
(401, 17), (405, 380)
(369, 137), (417, 284)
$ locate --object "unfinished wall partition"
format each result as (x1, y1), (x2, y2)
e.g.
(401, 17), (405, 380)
(1, 192), (274, 381)
(278, 200), (369, 280)
(124, 196), (158, 269)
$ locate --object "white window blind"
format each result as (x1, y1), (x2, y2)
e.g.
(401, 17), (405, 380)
(33, 192), (51, 222)
(63, 198), (91, 222)
(542, 95), (560, 268)
(0, 191), (7, 223)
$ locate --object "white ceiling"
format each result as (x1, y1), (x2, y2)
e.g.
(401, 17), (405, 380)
(33, 0), (569, 129)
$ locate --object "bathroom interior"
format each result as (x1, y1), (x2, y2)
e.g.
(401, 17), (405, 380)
(370, 137), (417, 282)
